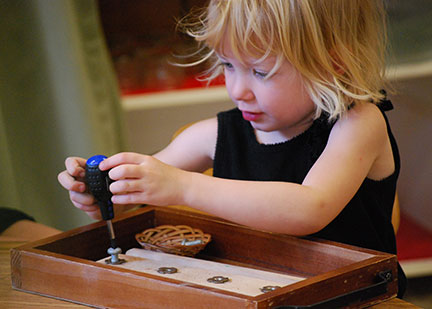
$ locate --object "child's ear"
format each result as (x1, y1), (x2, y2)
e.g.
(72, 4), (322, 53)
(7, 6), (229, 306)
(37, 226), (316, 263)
(329, 50), (345, 75)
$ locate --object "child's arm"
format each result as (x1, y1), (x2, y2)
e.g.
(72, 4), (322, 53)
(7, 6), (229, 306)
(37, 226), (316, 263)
(179, 104), (392, 235)
(154, 118), (217, 173)
(101, 104), (392, 236)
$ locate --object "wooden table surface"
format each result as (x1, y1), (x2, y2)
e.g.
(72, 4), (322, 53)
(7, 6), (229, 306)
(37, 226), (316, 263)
(0, 238), (420, 309)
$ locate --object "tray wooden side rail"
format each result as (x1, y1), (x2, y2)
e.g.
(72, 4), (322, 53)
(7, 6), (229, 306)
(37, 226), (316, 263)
(10, 206), (398, 308)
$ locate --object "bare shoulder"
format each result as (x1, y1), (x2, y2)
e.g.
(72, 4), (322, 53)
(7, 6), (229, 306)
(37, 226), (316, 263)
(175, 117), (218, 153)
(155, 117), (218, 172)
(331, 103), (387, 142)
(180, 117), (218, 135)
(326, 102), (389, 169)
(329, 102), (393, 180)
(339, 103), (385, 125)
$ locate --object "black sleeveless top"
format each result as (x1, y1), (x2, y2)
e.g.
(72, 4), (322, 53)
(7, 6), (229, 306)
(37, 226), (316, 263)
(213, 100), (406, 297)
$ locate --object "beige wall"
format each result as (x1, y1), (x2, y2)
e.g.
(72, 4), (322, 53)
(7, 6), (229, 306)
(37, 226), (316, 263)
(388, 73), (432, 232)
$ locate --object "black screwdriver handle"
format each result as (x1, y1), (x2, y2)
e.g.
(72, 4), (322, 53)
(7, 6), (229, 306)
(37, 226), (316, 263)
(85, 155), (114, 221)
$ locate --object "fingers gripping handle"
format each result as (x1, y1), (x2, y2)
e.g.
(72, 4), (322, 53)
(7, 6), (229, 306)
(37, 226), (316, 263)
(85, 155), (114, 221)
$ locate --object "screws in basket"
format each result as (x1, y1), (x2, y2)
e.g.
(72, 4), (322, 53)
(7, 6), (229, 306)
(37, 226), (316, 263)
(181, 239), (203, 246)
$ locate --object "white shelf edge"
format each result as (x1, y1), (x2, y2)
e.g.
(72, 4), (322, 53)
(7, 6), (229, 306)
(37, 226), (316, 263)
(386, 59), (432, 81)
(122, 86), (230, 111)
(400, 257), (432, 278)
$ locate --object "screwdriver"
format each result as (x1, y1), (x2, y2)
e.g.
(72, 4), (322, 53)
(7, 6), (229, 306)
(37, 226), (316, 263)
(85, 155), (124, 264)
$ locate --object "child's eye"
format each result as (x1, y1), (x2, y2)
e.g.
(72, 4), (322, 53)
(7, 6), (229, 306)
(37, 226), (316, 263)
(253, 69), (268, 78)
(221, 62), (233, 69)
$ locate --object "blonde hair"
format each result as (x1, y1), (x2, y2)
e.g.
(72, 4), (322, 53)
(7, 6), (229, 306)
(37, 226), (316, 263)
(179, 0), (389, 120)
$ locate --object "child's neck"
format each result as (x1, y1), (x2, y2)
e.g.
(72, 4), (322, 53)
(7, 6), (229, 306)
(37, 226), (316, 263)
(254, 120), (314, 145)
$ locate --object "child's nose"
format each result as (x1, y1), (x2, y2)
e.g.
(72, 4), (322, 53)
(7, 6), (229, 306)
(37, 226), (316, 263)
(229, 76), (254, 102)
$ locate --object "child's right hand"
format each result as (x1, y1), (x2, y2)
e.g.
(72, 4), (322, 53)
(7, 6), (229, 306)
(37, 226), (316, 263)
(57, 157), (101, 220)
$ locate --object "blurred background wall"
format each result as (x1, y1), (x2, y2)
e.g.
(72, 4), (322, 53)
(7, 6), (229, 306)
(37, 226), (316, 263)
(0, 0), (125, 230)
(385, 0), (432, 232)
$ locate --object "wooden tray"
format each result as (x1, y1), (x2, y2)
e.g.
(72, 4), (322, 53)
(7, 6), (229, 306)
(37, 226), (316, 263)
(10, 206), (398, 308)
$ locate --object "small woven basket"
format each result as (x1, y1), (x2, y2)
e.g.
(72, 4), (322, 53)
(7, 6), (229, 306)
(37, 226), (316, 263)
(135, 225), (211, 257)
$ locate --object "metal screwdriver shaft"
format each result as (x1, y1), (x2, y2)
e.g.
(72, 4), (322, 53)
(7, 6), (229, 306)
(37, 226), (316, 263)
(85, 155), (125, 264)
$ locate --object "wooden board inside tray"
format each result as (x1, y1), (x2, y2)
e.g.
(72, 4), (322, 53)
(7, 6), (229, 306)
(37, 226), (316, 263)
(97, 249), (306, 297)
(10, 206), (398, 308)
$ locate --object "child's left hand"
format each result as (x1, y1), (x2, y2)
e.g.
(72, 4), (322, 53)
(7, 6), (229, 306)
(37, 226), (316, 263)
(99, 152), (187, 206)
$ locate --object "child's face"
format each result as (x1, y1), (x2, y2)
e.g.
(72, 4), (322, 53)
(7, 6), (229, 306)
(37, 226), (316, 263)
(219, 45), (315, 142)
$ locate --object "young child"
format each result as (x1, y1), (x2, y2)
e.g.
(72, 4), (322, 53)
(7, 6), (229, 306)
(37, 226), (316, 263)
(58, 0), (406, 297)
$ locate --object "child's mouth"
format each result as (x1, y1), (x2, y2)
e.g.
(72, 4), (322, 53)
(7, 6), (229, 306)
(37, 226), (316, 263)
(242, 111), (262, 122)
